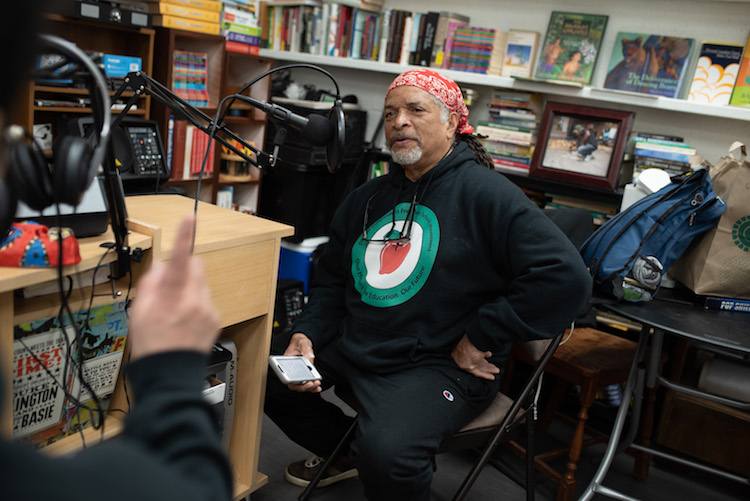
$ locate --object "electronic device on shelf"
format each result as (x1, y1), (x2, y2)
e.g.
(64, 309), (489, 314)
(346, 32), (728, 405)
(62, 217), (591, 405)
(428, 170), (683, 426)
(71, 116), (169, 190)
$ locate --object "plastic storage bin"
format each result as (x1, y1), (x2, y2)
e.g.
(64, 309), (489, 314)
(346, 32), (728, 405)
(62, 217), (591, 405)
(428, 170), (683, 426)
(278, 236), (329, 294)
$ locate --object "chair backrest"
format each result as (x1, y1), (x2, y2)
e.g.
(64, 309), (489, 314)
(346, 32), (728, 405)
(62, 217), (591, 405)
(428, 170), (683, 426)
(456, 332), (564, 434)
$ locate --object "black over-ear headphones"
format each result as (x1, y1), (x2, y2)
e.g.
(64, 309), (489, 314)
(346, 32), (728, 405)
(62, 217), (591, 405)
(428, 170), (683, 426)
(1, 34), (111, 237)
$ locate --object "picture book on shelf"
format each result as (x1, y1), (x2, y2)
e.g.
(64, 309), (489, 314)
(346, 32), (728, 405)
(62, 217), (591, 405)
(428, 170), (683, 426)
(687, 42), (744, 105)
(729, 33), (750, 107)
(603, 32), (695, 99)
(533, 11), (608, 85)
(12, 301), (129, 445)
(501, 30), (539, 79)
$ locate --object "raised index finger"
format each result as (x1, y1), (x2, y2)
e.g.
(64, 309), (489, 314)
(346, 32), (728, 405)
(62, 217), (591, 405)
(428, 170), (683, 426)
(162, 214), (196, 292)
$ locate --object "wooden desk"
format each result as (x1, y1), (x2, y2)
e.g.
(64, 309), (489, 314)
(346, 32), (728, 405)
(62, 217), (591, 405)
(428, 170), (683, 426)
(1, 195), (294, 500)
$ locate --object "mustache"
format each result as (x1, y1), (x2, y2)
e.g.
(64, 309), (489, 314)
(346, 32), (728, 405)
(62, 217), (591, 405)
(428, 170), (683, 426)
(389, 134), (420, 147)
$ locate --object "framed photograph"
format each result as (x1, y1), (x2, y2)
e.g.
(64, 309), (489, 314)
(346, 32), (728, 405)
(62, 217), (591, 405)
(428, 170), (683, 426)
(529, 102), (634, 191)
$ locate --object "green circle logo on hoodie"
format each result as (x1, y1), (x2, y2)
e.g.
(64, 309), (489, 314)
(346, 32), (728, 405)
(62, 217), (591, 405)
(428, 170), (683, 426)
(352, 203), (439, 307)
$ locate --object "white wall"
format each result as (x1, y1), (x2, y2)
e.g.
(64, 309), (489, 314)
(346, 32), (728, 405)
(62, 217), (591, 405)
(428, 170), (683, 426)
(272, 0), (750, 162)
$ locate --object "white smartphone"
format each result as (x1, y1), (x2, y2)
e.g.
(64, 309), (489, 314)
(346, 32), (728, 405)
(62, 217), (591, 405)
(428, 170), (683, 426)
(268, 355), (323, 385)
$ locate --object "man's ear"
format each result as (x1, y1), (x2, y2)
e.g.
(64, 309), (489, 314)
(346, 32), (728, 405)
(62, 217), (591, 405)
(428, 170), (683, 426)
(446, 112), (459, 138)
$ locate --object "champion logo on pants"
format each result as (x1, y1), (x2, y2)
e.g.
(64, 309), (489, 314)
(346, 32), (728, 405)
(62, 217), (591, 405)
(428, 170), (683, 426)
(442, 390), (454, 402)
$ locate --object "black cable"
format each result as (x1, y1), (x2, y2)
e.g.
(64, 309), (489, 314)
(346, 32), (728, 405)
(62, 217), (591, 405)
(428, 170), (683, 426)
(187, 64), (343, 251)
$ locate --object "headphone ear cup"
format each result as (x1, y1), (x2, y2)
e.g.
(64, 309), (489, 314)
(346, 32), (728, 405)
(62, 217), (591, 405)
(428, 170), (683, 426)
(53, 135), (93, 206)
(8, 139), (55, 211)
(0, 176), (18, 239)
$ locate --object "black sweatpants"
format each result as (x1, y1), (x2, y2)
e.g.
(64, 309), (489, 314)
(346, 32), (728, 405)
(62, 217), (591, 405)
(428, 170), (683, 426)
(264, 332), (502, 501)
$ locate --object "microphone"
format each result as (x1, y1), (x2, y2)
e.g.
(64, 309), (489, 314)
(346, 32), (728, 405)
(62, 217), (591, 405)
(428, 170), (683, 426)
(237, 95), (345, 173)
(243, 97), (333, 147)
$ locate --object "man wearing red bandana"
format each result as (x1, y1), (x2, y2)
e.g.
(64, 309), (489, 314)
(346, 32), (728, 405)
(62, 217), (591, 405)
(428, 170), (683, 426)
(265, 69), (591, 500)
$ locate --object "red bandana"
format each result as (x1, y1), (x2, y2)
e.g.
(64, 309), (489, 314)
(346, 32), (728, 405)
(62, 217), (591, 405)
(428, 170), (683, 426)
(387, 69), (474, 135)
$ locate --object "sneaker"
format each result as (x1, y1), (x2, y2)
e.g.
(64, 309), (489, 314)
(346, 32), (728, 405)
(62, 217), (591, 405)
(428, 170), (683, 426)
(285, 455), (358, 488)
(584, 154), (593, 162)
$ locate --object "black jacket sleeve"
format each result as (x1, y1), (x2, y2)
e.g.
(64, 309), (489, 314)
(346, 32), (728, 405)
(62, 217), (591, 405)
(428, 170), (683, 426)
(0, 351), (233, 501)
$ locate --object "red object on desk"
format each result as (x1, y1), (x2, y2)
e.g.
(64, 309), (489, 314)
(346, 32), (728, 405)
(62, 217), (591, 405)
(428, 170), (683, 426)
(0, 221), (81, 267)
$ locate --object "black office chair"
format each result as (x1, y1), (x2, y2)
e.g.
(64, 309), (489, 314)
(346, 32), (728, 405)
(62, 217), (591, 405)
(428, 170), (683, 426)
(298, 332), (565, 501)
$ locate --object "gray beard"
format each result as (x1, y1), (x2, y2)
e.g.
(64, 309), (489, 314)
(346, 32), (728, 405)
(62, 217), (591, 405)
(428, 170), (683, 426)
(391, 145), (423, 166)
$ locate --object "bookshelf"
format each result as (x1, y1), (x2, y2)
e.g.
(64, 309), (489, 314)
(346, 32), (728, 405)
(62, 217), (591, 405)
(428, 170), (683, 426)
(11, 15), (154, 157)
(258, 0), (750, 165)
(151, 28), (226, 203)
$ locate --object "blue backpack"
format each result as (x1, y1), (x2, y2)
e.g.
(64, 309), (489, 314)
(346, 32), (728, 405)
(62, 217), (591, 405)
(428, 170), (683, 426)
(580, 168), (726, 301)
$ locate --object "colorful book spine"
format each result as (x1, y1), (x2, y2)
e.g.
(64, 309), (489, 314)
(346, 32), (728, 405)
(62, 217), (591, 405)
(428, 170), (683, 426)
(633, 148), (692, 163)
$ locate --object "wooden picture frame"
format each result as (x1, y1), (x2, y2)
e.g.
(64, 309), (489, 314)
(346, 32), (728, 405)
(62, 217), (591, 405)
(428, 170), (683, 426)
(530, 102), (634, 191)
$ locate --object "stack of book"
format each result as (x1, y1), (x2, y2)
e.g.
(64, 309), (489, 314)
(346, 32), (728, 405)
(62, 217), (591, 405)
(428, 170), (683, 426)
(172, 50), (210, 107)
(146, 0), (223, 35)
(221, 1), (261, 54)
(632, 133), (696, 180)
(477, 90), (542, 175)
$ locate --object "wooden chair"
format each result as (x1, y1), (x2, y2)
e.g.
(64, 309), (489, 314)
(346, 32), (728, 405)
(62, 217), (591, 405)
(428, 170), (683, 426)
(503, 327), (661, 501)
(298, 332), (564, 501)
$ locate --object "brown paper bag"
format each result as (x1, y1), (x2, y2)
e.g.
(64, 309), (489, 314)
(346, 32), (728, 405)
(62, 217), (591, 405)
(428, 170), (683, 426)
(670, 141), (750, 299)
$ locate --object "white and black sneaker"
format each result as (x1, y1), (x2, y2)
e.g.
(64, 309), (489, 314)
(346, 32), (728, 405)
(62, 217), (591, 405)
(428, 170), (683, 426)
(284, 455), (358, 488)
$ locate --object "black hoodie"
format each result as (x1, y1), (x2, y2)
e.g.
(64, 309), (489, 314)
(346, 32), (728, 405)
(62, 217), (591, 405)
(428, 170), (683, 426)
(294, 141), (591, 373)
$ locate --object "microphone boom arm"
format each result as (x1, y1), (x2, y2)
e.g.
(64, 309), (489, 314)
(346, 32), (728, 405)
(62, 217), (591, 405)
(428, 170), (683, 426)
(112, 71), (276, 171)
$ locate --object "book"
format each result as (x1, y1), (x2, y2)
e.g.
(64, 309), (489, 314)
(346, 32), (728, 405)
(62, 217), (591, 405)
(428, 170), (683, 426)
(144, 2), (221, 22)
(221, 3), (258, 26)
(138, 0), (223, 11)
(730, 32), (750, 107)
(183, 124), (196, 179)
(417, 11), (440, 66)
(633, 147), (692, 163)
(633, 139), (696, 156)
(429, 11), (469, 68)
(686, 42), (743, 105)
(703, 296), (750, 312)
(447, 26), (498, 74)
(13, 301), (129, 444)
(534, 11), (608, 84)
(170, 119), (187, 180)
(603, 32), (695, 98)
(225, 39), (260, 55)
(172, 50), (210, 107)
(501, 30), (540, 79)
(152, 14), (221, 34)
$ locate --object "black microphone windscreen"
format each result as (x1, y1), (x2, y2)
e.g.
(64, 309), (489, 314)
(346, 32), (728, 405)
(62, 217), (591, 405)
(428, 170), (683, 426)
(303, 113), (334, 147)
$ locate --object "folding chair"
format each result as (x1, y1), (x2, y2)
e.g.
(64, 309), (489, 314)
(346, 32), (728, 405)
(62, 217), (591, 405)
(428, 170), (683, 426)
(298, 332), (564, 501)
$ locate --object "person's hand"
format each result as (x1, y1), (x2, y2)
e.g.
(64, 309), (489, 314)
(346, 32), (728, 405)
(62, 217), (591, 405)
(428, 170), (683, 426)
(283, 333), (322, 393)
(451, 334), (501, 381)
(128, 214), (221, 360)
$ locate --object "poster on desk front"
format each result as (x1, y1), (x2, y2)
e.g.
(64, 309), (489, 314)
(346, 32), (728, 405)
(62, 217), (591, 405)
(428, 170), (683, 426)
(12, 301), (129, 444)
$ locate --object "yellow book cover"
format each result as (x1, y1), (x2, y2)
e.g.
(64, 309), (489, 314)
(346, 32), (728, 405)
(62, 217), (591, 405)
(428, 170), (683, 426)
(140, 0), (223, 13)
(147, 3), (221, 23)
(153, 14), (220, 34)
(688, 41), (744, 105)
